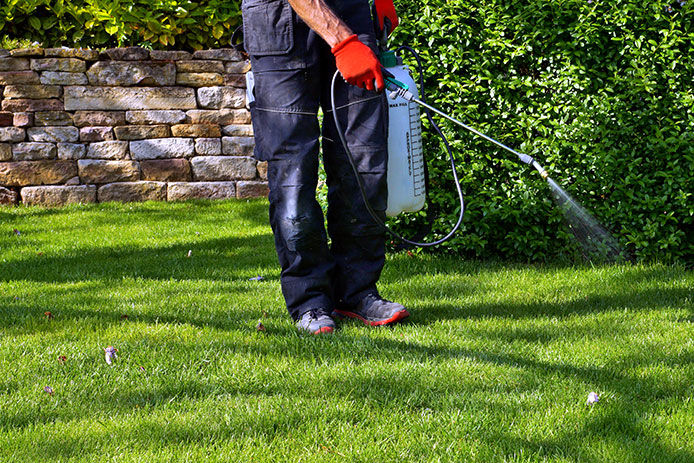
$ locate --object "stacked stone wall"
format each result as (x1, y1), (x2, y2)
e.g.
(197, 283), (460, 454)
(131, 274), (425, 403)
(0, 46), (268, 207)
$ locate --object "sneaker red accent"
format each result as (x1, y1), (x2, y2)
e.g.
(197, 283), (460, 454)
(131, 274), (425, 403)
(314, 326), (334, 334)
(334, 308), (409, 326)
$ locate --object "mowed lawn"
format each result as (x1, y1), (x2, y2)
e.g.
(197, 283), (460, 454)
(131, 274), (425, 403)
(0, 200), (692, 462)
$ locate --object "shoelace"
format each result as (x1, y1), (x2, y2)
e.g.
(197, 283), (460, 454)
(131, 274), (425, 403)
(305, 309), (330, 321)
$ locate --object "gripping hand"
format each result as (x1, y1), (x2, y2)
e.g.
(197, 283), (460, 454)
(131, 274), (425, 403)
(331, 35), (385, 92)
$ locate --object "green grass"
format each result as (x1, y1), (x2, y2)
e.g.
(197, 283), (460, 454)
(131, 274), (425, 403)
(1, 200), (692, 462)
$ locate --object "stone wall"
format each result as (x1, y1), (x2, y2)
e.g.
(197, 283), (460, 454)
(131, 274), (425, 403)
(0, 46), (267, 207)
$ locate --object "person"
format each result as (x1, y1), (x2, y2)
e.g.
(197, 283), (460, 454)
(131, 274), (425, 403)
(242, 0), (409, 334)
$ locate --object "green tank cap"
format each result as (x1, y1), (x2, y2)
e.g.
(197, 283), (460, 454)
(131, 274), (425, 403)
(379, 50), (397, 68)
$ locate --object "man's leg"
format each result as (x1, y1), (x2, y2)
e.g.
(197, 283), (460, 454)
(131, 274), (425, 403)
(321, 77), (389, 309)
(318, 23), (389, 301)
(245, 3), (336, 325)
(318, 2), (409, 325)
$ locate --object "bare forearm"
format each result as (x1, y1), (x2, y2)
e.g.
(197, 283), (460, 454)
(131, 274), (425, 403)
(287, 0), (353, 47)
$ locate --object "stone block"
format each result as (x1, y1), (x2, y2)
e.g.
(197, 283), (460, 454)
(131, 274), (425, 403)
(30, 58), (86, 72)
(0, 50), (7, 58)
(78, 160), (140, 184)
(195, 138), (222, 155)
(171, 124), (221, 138)
(222, 124), (253, 136)
(236, 181), (269, 199)
(130, 138), (195, 160)
(197, 86), (245, 109)
(0, 58), (30, 71)
(103, 47), (150, 61)
(2, 99), (63, 112)
(0, 112), (13, 127)
(0, 143), (11, 161)
(0, 71), (40, 85)
(12, 142), (57, 161)
(257, 161), (268, 180)
(28, 127), (79, 143)
(192, 49), (242, 61)
(167, 181), (236, 201)
(0, 127), (25, 142)
(65, 86), (197, 111)
(125, 110), (186, 125)
(177, 72), (224, 87)
(114, 125), (170, 140)
(21, 185), (96, 207)
(185, 109), (251, 125)
(9, 48), (44, 57)
(57, 143), (87, 160)
(150, 50), (192, 61)
(141, 159), (191, 182)
(73, 111), (126, 127)
(191, 156), (257, 181)
(80, 127), (114, 142)
(35, 111), (73, 126)
(224, 74), (247, 88)
(86, 141), (129, 160)
(74, 49), (100, 61)
(65, 176), (80, 185)
(13, 113), (34, 128)
(222, 136), (254, 156)
(0, 186), (18, 205)
(176, 60), (224, 73)
(40, 71), (88, 85)
(225, 61), (251, 74)
(86, 61), (176, 86)
(4, 85), (61, 99)
(0, 160), (77, 186)
(43, 48), (99, 60)
(98, 181), (166, 203)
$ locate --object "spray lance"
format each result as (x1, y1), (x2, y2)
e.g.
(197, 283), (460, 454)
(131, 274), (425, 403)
(383, 75), (550, 180)
(331, 12), (550, 247)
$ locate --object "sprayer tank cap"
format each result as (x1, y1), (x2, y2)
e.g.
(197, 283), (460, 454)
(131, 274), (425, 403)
(379, 50), (398, 68)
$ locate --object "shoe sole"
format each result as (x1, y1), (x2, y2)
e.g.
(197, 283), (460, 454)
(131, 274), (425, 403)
(333, 309), (409, 326)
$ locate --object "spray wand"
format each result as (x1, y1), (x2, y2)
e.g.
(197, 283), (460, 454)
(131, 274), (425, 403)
(382, 73), (550, 180)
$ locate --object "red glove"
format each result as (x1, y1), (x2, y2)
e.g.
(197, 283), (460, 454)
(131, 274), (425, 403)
(374, 0), (399, 35)
(331, 35), (385, 92)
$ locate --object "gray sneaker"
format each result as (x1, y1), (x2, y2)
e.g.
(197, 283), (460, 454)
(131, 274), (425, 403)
(334, 294), (409, 326)
(296, 309), (336, 335)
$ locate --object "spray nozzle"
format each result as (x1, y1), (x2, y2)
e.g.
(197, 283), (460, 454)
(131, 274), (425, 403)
(516, 152), (549, 179)
(532, 161), (549, 180)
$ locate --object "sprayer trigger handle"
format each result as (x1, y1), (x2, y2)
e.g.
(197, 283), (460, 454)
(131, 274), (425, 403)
(380, 67), (408, 91)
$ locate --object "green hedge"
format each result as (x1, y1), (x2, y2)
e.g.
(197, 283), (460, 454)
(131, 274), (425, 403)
(0, 0), (241, 50)
(390, 0), (693, 264)
(3, 0), (692, 263)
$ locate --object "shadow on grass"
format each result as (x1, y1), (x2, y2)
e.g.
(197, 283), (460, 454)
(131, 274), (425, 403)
(410, 285), (693, 324)
(5, 328), (693, 462)
(2, 201), (693, 461)
(2, 234), (277, 283)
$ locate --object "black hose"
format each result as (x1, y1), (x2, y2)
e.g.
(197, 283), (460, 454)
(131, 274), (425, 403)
(329, 51), (465, 247)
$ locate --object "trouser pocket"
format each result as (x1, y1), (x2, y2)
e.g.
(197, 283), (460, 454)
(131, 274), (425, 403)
(242, 0), (294, 56)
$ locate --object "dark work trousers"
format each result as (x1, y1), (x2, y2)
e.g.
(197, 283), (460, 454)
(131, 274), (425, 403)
(242, 0), (388, 321)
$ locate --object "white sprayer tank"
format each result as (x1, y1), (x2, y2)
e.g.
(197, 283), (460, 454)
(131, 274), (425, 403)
(384, 62), (426, 217)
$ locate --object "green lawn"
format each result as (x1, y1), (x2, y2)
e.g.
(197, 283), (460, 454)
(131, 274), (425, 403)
(1, 200), (692, 462)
